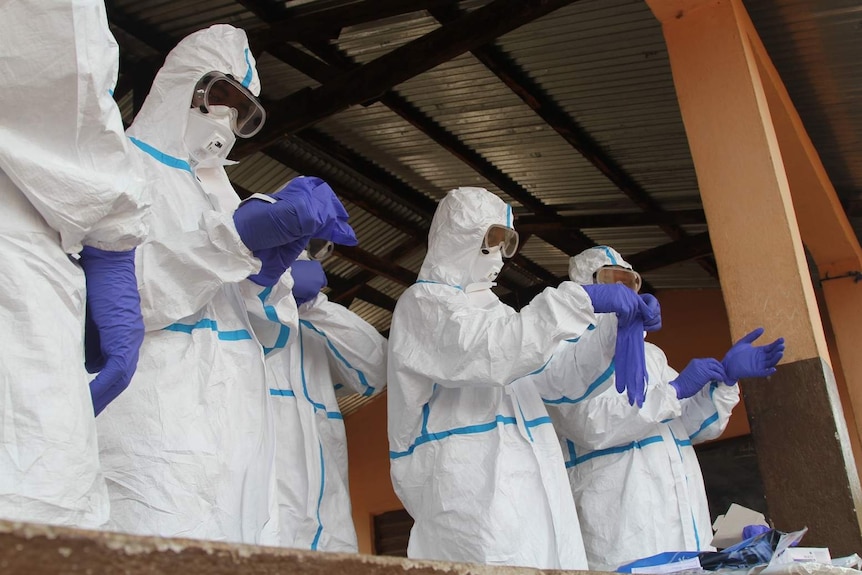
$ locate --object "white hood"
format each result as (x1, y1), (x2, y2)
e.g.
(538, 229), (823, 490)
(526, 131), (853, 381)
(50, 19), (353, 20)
(127, 24), (260, 160)
(568, 245), (633, 285)
(418, 187), (513, 288)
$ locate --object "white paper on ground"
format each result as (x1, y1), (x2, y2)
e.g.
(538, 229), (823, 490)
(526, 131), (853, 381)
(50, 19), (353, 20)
(711, 503), (768, 548)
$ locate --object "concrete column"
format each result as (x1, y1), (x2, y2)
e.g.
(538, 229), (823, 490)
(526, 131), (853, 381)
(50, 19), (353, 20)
(646, 0), (862, 554)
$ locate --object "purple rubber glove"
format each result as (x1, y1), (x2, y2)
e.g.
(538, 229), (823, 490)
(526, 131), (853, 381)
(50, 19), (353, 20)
(234, 177), (358, 286)
(641, 293), (662, 332)
(670, 358), (727, 399)
(233, 177), (358, 251)
(291, 260), (327, 306)
(721, 327), (785, 384)
(79, 246), (145, 416)
(582, 283), (655, 325)
(583, 284), (655, 407)
(615, 320), (648, 407)
(742, 524), (771, 539)
(248, 243), (306, 286)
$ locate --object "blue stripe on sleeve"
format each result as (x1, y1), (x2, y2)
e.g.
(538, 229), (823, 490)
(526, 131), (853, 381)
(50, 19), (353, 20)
(544, 360), (615, 405)
(300, 319), (375, 396)
(163, 318), (252, 341)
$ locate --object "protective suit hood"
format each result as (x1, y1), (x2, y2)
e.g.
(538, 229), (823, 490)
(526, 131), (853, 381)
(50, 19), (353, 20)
(127, 25), (260, 160)
(418, 187), (513, 288)
(569, 246), (632, 285)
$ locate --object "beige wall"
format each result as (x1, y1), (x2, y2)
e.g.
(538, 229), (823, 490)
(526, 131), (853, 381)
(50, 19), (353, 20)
(344, 394), (401, 554)
(345, 287), (757, 553)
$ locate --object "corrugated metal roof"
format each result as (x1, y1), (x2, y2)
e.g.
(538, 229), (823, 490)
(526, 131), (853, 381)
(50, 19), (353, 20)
(304, 0), (704, 273)
(347, 300), (392, 332)
(226, 152), (299, 193)
(747, 0), (862, 240)
(517, 237), (571, 277)
(641, 261), (720, 290)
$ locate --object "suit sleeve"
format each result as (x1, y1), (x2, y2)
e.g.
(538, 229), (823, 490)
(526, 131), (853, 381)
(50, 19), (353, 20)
(0, 0), (149, 253)
(299, 294), (387, 397)
(390, 281), (596, 389)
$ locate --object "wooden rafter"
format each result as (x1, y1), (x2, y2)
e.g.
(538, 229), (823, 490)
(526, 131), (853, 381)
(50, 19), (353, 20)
(247, 0), (462, 48)
(325, 271), (397, 312)
(515, 210), (707, 232)
(627, 232), (712, 272)
(328, 238), (423, 305)
(232, 0), (580, 156)
(283, 40), (596, 259)
(429, 3), (718, 279)
(334, 246), (417, 286)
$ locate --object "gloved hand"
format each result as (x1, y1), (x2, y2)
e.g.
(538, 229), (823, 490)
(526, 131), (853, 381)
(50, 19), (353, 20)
(582, 283), (656, 326)
(79, 246), (145, 416)
(248, 242), (306, 286)
(615, 320), (648, 407)
(233, 177), (358, 252)
(742, 524), (771, 539)
(640, 293), (662, 332)
(291, 260), (327, 306)
(669, 358), (727, 399)
(721, 327), (785, 384)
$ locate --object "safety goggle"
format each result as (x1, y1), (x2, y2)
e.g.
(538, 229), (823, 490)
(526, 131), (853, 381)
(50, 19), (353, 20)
(306, 239), (334, 262)
(482, 224), (519, 259)
(190, 71), (266, 138)
(594, 265), (642, 293)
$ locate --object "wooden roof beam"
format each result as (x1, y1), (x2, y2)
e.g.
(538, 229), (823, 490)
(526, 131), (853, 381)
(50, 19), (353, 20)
(249, 0), (462, 48)
(233, 0), (580, 156)
(325, 272), (398, 311)
(353, 285), (398, 312)
(290, 41), (596, 257)
(234, 0), (288, 23)
(429, 4), (718, 278)
(626, 232), (712, 272)
(516, 209), (707, 232)
(334, 246), (417, 286)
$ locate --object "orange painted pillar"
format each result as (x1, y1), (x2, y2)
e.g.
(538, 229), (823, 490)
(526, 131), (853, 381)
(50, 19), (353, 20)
(743, 18), (862, 465)
(646, 0), (862, 553)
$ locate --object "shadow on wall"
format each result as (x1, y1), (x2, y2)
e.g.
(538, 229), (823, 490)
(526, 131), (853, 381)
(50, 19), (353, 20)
(695, 434), (768, 523)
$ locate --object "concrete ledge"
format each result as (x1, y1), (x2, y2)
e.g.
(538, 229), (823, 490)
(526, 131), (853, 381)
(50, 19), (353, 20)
(0, 520), (596, 575)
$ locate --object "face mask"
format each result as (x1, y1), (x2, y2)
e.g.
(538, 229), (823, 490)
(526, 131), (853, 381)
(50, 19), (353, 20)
(185, 107), (236, 169)
(468, 247), (504, 285)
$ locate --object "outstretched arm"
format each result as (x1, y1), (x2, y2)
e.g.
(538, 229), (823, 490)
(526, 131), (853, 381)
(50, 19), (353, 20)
(391, 281), (596, 388)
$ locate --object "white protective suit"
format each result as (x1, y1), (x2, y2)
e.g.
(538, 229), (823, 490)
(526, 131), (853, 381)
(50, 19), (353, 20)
(96, 25), (291, 544)
(267, 283), (387, 552)
(387, 187), (597, 570)
(0, 0), (149, 527)
(533, 247), (740, 570)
